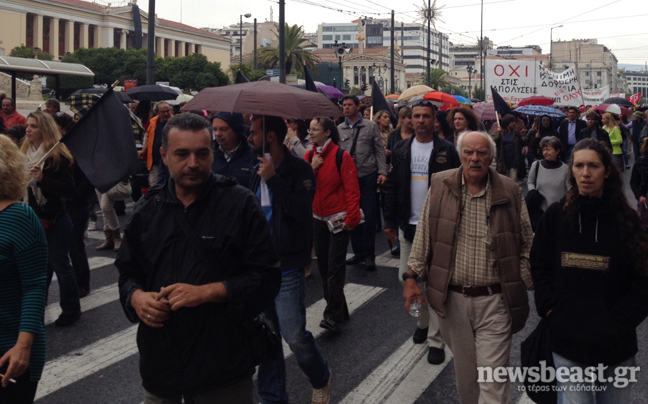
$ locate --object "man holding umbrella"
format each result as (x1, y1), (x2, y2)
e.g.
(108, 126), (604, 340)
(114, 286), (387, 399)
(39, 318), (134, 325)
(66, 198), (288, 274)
(247, 115), (332, 404)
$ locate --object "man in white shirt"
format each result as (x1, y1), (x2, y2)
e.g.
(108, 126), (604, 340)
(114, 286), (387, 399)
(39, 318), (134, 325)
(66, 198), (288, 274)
(382, 100), (460, 364)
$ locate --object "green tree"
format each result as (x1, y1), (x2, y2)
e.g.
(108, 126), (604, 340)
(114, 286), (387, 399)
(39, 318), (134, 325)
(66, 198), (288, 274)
(158, 53), (229, 91)
(472, 86), (485, 101)
(46, 53), (93, 99)
(229, 63), (268, 82)
(258, 24), (320, 75)
(349, 87), (362, 96)
(440, 84), (467, 97)
(10, 45), (53, 61)
(425, 68), (449, 91)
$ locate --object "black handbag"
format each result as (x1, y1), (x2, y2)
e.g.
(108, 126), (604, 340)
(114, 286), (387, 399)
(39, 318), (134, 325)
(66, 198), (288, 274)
(520, 318), (557, 404)
(172, 209), (281, 366)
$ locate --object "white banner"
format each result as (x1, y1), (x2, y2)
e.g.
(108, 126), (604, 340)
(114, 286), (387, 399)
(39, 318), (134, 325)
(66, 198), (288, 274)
(582, 86), (610, 105)
(485, 60), (584, 106)
(610, 93), (626, 98)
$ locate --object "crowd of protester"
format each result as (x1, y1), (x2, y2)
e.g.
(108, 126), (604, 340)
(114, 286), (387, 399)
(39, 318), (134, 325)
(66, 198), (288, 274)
(2, 84), (648, 404)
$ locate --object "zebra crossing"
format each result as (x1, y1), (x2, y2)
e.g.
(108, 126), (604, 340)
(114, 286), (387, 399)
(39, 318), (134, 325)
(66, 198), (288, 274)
(37, 241), (552, 404)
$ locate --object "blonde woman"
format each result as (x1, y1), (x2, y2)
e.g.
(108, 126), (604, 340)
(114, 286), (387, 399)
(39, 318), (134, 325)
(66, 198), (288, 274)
(602, 112), (623, 172)
(373, 110), (393, 150)
(0, 135), (48, 402)
(21, 111), (81, 326)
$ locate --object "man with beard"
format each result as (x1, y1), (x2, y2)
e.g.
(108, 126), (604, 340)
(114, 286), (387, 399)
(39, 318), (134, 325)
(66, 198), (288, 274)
(117, 113), (280, 403)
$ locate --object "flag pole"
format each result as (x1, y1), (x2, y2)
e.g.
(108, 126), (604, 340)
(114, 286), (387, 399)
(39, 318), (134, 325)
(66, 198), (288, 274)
(36, 81), (121, 167)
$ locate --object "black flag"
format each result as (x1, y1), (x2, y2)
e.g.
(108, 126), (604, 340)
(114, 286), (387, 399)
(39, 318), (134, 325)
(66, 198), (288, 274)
(304, 65), (318, 93)
(371, 77), (397, 127)
(236, 71), (250, 84)
(490, 86), (512, 118)
(62, 87), (140, 193)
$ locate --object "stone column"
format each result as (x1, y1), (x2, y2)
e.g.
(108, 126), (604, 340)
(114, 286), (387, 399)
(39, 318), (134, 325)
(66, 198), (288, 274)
(120, 29), (129, 49)
(64, 20), (74, 54)
(155, 37), (164, 57)
(49, 17), (60, 59)
(34, 14), (44, 50)
(168, 39), (176, 57)
(29, 75), (43, 101)
(80, 23), (89, 49)
(185, 42), (194, 56)
(176, 41), (185, 57)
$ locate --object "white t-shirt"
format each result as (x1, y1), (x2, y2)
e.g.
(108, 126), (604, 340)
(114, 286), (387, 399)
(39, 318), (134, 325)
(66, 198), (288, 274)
(409, 138), (434, 225)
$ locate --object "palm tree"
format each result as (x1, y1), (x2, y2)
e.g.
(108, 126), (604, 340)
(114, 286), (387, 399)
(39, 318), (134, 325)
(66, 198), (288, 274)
(426, 68), (449, 90)
(258, 24), (320, 75)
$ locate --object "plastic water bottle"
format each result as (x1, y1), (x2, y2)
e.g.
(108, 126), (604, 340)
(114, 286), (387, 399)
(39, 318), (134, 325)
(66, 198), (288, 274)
(410, 297), (422, 318)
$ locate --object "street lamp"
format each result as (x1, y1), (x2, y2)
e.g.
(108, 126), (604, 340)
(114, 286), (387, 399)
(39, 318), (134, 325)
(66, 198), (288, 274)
(549, 25), (563, 70)
(240, 13), (252, 65)
(466, 65), (475, 98)
(333, 40), (347, 89)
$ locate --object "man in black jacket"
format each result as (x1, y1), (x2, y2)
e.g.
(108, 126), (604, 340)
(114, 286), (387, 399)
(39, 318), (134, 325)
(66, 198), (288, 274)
(558, 106), (587, 162)
(382, 100), (460, 365)
(248, 115), (332, 404)
(116, 113), (280, 403)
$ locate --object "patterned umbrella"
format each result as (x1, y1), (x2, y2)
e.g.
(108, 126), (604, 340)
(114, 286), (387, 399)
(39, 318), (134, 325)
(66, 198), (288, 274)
(452, 95), (472, 104)
(518, 96), (555, 107)
(514, 105), (566, 118)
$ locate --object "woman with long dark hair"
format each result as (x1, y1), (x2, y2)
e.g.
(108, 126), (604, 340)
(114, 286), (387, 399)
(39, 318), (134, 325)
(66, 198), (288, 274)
(21, 111), (81, 326)
(306, 117), (361, 332)
(531, 138), (648, 403)
(434, 110), (453, 141)
(446, 107), (479, 144)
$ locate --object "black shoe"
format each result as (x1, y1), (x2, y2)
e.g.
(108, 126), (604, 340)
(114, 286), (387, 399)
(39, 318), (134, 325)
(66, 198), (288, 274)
(345, 255), (364, 265)
(319, 318), (337, 332)
(78, 287), (90, 298)
(55, 311), (81, 326)
(365, 256), (376, 271)
(427, 347), (445, 365)
(391, 247), (401, 257)
(413, 327), (428, 344)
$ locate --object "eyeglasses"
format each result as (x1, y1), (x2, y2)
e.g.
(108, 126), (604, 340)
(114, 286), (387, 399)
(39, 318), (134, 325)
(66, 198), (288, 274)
(410, 100), (439, 111)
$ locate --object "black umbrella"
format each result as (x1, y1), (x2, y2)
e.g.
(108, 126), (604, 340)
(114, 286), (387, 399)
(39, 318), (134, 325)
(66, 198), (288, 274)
(602, 97), (633, 107)
(126, 85), (180, 101)
(71, 87), (133, 103)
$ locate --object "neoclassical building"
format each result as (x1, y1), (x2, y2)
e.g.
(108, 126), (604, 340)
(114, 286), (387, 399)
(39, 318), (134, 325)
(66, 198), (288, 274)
(0, 0), (231, 68)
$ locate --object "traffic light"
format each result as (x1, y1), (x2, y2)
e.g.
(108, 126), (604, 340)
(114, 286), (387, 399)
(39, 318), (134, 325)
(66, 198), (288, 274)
(361, 83), (366, 91)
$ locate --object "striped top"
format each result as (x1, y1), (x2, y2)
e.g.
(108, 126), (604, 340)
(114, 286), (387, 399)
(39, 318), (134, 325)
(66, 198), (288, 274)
(0, 203), (48, 381)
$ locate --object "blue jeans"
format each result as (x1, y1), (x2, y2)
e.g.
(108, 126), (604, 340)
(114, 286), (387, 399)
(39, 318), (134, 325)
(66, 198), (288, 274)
(46, 214), (81, 315)
(553, 352), (636, 404)
(350, 171), (378, 259)
(65, 200), (91, 290)
(258, 270), (330, 404)
(622, 137), (629, 166)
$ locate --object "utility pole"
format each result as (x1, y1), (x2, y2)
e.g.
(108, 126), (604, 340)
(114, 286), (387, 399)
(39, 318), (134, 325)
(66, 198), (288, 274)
(426, 0), (431, 87)
(253, 18), (258, 69)
(480, 0), (483, 99)
(390, 10), (395, 94)
(146, 0), (155, 85)
(279, 0), (286, 83)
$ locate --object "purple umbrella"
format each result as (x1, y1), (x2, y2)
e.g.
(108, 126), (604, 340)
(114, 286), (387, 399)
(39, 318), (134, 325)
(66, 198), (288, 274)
(316, 84), (344, 99)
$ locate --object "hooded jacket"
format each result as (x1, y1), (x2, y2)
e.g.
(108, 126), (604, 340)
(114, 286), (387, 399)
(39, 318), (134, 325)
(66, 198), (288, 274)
(116, 173), (280, 397)
(531, 197), (648, 366)
(211, 134), (256, 189)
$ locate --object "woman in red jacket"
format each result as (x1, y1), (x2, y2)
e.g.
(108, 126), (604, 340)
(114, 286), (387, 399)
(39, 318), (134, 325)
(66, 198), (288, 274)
(306, 117), (361, 332)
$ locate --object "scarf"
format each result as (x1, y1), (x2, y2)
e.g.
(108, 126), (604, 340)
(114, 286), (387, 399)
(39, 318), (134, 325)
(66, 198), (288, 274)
(25, 144), (48, 207)
(316, 138), (332, 155)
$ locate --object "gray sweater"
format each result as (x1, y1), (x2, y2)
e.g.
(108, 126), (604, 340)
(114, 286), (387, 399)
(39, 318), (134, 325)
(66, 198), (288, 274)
(527, 160), (570, 211)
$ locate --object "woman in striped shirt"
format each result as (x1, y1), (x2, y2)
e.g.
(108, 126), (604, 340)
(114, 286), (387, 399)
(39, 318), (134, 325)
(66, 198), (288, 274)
(0, 134), (48, 403)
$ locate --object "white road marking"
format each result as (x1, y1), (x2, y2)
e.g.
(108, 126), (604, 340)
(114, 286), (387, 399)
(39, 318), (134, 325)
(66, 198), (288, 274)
(339, 341), (452, 403)
(50, 256), (115, 283)
(37, 283), (386, 401)
(44, 284), (118, 326)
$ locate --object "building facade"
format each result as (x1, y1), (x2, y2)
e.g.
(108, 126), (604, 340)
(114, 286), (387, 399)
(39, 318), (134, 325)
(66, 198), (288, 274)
(0, 0), (231, 68)
(317, 19), (449, 86)
(551, 39), (619, 91)
(624, 71), (648, 99)
(203, 19), (279, 63)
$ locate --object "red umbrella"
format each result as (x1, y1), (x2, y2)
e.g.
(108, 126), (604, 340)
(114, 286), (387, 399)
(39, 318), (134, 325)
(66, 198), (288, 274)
(518, 96), (555, 107)
(423, 91), (460, 111)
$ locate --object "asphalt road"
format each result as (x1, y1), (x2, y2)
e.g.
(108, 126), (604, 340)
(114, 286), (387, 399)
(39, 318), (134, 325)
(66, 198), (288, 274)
(36, 158), (648, 404)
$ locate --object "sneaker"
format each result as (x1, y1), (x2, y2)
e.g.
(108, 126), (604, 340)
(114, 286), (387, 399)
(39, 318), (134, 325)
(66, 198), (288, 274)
(87, 220), (97, 231)
(427, 347), (445, 365)
(413, 327), (428, 344)
(319, 318), (337, 332)
(312, 371), (332, 404)
(55, 311), (81, 326)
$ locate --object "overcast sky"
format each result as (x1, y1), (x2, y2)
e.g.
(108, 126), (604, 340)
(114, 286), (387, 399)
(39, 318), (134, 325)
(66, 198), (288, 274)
(121, 0), (646, 67)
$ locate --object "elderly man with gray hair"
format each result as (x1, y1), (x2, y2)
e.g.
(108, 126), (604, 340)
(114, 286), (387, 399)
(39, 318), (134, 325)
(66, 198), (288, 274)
(403, 131), (534, 404)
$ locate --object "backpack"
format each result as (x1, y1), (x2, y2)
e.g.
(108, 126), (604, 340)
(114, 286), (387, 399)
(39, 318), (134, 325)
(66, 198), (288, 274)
(308, 147), (345, 174)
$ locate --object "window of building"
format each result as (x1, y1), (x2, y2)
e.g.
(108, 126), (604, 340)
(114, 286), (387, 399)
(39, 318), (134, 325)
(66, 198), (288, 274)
(335, 35), (340, 40)
(343, 35), (351, 41)
(323, 35), (332, 40)
(354, 67), (359, 85)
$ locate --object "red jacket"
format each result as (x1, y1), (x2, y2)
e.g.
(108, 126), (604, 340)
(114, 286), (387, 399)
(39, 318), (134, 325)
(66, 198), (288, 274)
(306, 142), (361, 228)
